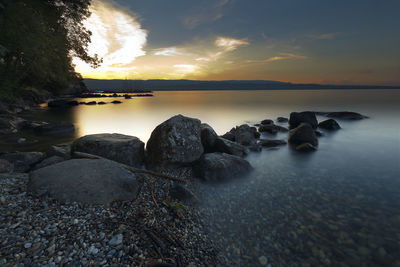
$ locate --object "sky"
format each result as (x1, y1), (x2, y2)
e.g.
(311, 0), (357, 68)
(73, 0), (400, 85)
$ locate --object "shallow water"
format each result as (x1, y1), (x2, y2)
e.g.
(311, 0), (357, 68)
(3, 89), (400, 265)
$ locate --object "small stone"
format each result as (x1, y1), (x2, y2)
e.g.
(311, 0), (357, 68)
(258, 255), (268, 265)
(24, 243), (32, 249)
(109, 234), (123, 246)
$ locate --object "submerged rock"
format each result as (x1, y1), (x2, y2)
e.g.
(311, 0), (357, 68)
(28, 158), (143, 204)
(295, 143), (317, 152)
(289, 111), (318, 129)
(0, 152), (44, 172)
(194, 152), (253, 182)
(86, 101), (97, 105)
(260, 119), (274, 125)
(258, 124), (288, 134)
(259, 139), (287, 147)
(214, 137), (249, 157)
(318, 119), (341, 130)
(288, 123), (318, 147)
(146, 115), (204, 165)
(73, 133), (145, 167)
(34, 122), (75, 135)
(111, 100), (122, 104)
(277, 117), (289, 123)
(326, 111), (368, 120)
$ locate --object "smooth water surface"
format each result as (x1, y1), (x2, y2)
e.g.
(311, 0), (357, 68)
(5, 89), (400, 265)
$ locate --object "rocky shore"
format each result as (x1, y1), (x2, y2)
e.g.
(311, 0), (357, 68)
(0, 108), (369, 266)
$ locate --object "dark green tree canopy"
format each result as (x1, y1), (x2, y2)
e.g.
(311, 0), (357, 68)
(0, 0), (101, 101)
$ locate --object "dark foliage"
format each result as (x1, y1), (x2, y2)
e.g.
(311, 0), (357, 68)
(0, 0), (101, 101)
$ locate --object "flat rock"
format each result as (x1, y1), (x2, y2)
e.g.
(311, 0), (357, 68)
(72, 133), (145, 167)
(318, 119), (341, 130)
(289, 111), (318, 129)
(28, 158), (143, 204)
(0, 152), (45, 172)
(34, 123), (75, 135)
(288, 123), (318, 147)
(214, 137), (249, 157)
(326, 111), (367, 120)
(194, 152), (253, 182)
(146, 115), (204, 165)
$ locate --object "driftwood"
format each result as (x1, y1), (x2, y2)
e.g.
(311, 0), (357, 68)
(72, 151), (187, 184)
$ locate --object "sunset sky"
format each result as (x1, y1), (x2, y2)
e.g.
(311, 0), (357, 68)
(73, 0), (400, 85)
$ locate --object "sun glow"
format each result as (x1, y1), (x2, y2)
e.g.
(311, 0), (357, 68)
(73, 0), (147, 78)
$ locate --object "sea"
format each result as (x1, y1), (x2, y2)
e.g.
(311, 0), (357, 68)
(3, 89), (400, 266)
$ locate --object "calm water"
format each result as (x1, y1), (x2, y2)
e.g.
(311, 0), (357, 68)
(5, 90), (400, 265)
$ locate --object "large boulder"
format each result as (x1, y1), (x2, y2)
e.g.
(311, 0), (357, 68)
(28, 158), (143, 204)
(72, 133), (145, 167)
(200, 123), (218, 152)
(34, 123), (75, 135)
(318, 119), (341, 130)
(194, 153), (253, 182)
(326, 111), (367, 120)
(234, 124), (259, 146)
(214, 137), (249, 157)
(221, 128), (236, 141)
(289, 112), (318, 129)
(146, 115), (204, 165)
(288, 123), (318, 146)
(0, 152), (45, 172)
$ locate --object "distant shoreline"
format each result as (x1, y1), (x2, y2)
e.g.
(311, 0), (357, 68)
(83, 79), (400, 92)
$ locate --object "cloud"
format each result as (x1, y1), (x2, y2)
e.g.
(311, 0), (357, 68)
(215, 37), (250, 51)
(308, 33), (338, 40)
(264, 53), (307, 62)
(174, 64), (197, 72)
(73, 0), (147, 73)
(181, 0), (229, 29)
(154, 47), (183, 56)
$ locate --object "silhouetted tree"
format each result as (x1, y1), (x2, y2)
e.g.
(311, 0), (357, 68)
(0, 0), (101, 101)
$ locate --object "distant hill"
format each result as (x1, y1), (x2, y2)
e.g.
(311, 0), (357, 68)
(83, 79), (399, 92)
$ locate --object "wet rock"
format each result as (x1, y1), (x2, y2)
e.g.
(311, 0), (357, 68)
(200, 123), (218, 152)
(194, 152), (253, 182)
(234, 124), (259, 146)
(277, 117), (289, 123)
(318, 119), (341, 130)
(288, 123), (318, 146)
(86, 101), (97, 105)
(124, 95), (132, 99)
(73, 133), (145, 167)
(68, 100), (79, 106)
(146, 115), (204, 165)
(295, 143), (317, 152)
(259, 139), (287, 147)
(326, 111), (367, 120)
(221, 128), (236, 141)
(47, 144), (71, 159)
(258, 124), (288, 134)
(0, 159), (13, 173)
(0, 152), (44, 172)
(47, 99), (69, 108)
(214, 137), (249, 157)
(98, 101), (106, 105)
(315, 130), (324, 137)
(34, 123), (75, 135)
(169, 184), (195, 201)
(28, 158), (143, 204)
(249, 143), (262, 152)
(111, 100), (122, 104)
(289, 111), (318, 129)
(261, 119), (274, 125)
(33, 156), (65, 170)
